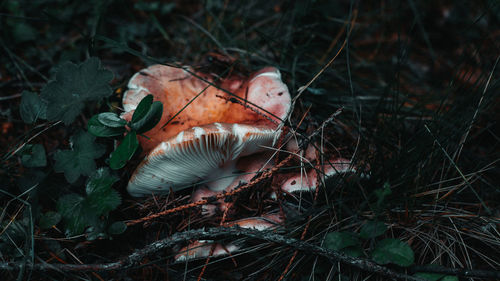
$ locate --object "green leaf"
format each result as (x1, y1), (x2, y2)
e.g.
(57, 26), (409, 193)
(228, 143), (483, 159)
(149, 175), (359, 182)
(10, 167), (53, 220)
(54, 131), (105, 183)
(56, 193), (87, 235)
(88, 114), (126, 137)
(12, 22), (37, 43)
(414, 272), (445, 281)
(109, 131), (139, 170)
(371, 238), (414, 267)
(16, 169), (46, 192)
(20, 91), (47, 124)
(414, 265), (458, 281)
(41, 57), (114, 125)
(39, 211), (62, 230)
(19, 144), (47, 168)
(97, 112), (127, 127)
(108, 221), (127, 235)
(360, 220), (387, 239)
(56, 168), (121, 236)
(342, 245), (363, 258)
(85, 167), (121, 215)
(131, 94), (153, 123)
(375, 182), (392, 209)
(324, 232), (359, 251)
(130, 101), (163, 133)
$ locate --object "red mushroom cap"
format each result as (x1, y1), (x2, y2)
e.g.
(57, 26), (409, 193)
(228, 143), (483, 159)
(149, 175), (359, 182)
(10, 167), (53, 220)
(123, 65), (291, 152)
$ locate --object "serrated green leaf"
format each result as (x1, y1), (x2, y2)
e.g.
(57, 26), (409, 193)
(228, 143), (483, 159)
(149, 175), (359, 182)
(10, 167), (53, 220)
(54, 131), (105, 183)
(41, 57), (113, 125)
(108, 221), (127, 235)
(324, 231), (359, 251)
(20, 91), (47, 124)
(360, 220), (387, 239)
(372, 238), (414, 267)
(97, 112), (127, 128)
(56, 168), (121, 237)
(39, 211), (62, 230)
(19, 144), (46, 168)
(131, 101), (163, 133)
(56, 193), (87, 236)
(131, 94), (153, 123)
(88, 114), (126, 137)
(109, 131), (139, 170)
(85, 168), (121, 215)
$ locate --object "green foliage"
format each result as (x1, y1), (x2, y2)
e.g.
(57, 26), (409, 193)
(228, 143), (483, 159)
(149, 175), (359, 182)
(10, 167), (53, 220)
(88, 113), (126, 137)
(20, 91), (46, 124)
(40, 58), (113, 125)
(371, 238), (415, 267)
(324, 231), (363, 258)
(88, 94), (163, 170)
(54, 131), (105, 183)
(19, 144), (47, 168)
(414, 265), (459, 281)
(39, 211), (62, 230)
(131, 100), (163, 134)
(109, 131), (139, 170)
(131, 94), (154, 123)
(97, 112), (128, 128)
(85, 168), (121, 214)
(359, 220), (387, 239)
(374, 182), (392, 211)
(440, 276), (459, 281)
(324, 231), (359, 251)
(324, 223), (414, 264)
(56, 168), (120, 236)
(414, 272), (446, 281)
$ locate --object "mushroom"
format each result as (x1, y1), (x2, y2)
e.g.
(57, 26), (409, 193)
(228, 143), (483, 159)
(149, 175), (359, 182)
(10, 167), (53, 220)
(190, 152), (274, 215)
(125, 64), (291, 197)
(174, 240), (239, 262)
(122, 65), (290, 153)
(127, 123), (278, 196)
(174, 214), (282, 262)
(280, 157), (355, 193)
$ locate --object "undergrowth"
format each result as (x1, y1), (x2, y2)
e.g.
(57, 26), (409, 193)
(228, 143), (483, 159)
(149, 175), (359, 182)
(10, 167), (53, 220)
(1, 0), (499, 280)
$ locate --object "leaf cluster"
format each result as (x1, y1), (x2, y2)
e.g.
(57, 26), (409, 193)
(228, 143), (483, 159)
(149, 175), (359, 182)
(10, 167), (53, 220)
(88, 94), (163, 169)
(13, 57), (142, 239)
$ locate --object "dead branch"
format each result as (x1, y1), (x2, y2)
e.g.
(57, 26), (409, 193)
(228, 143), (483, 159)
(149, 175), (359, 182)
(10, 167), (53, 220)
(2, 227), (499, 279)
(0, 227), (450, 281)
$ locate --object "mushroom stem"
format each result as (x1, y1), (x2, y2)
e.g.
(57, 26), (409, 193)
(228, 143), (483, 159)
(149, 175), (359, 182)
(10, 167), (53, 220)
(204, 160), (238, 192)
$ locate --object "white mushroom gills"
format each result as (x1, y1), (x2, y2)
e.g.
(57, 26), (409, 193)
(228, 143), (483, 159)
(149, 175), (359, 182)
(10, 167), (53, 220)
(127, 123), (279, 197)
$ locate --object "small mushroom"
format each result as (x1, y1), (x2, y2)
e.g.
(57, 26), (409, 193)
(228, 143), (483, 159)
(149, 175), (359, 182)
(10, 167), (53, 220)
(174, 214), (282, 262)
(125, 64), (291, 196)
(174, 240), (239, 262)
(280, 157), (355, 193)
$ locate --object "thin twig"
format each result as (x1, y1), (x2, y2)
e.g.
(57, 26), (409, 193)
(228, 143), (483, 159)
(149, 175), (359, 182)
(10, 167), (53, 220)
(126, 154), (295, 226)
